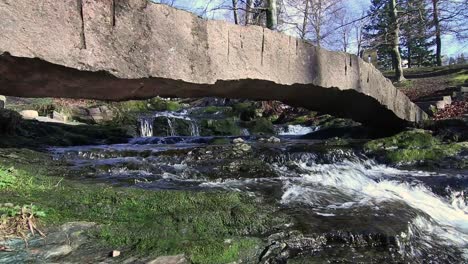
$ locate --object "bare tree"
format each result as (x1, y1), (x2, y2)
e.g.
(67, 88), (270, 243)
(336, 10), (354, 52)
(389, 0), (405, 81)
(232, 0), (240, 24)
(430, 0), (468, 66)
(245, 0), (254, 25)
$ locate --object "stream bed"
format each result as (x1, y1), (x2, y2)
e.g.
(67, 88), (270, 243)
(49, 132), (468, 263)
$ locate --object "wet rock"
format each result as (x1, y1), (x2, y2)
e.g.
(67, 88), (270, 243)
(0, 95), (5, 109)
(0, 222), (97, 263)
(201, 118), (241, 136)
(0, 109), (21, 134)
(267, 137), (281, 143)
(243, 118), (274, 135)
(232, 138), (245, 144)
(42, 245), (73, 259)
(260, 231), (327, 263)
(147, 254), (188, 264)
(19, 110), (39, 119)
(153, 116), (186, 136)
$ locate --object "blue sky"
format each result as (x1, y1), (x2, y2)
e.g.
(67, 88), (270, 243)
(158, 0), (466, 57)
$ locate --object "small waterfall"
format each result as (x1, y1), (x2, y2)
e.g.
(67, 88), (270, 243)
(139, 117), (154, 137)
(167, 118), (175, 136)
(189, 120), (200, 137)
(241, 128), (250, 136)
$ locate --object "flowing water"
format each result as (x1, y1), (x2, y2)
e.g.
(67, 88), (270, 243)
(50, 133), (468, 263)
(138, 111), (200, 137)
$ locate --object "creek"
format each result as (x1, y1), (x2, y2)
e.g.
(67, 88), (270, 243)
(49, 108), (468, 263)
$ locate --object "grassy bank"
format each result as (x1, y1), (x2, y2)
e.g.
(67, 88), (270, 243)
(364, 129), (467, 168)
(0, 148), (286, 263)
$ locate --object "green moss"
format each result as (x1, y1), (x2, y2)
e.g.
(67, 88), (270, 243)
(244, 118), (274, 135)
(0, 119), (129, 148)
(203, 106), (230, 115)
(364, 130), (467, 165)
(6, 98), (54, 113)
(201, 118), (241, 136)
(232, 102), (257, 121)
(290, 115), (309, 125)
(450, 70), (468, 86)
(0, 166), (17, 189)
(189, 238), (261, 264)
(394, 79), (413, 89)
(148, 98), (182, 112)
(0, 149), (285, 262)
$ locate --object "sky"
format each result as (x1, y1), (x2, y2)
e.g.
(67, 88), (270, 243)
(156, 0), (466, 57)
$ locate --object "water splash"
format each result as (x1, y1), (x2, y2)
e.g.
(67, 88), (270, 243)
(139, 117), (154, 137)
(276, 125), (319, 136)
(138, 111), (200, 137)
(279, 158), (468, 259)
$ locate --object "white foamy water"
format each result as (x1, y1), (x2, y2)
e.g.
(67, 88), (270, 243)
(276, 125), (319, 136)
(279, 159), (468, 257)
(138, 111), (200, 137)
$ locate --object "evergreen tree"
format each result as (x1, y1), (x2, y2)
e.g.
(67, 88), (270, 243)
(401, 0), (434, 68)
(364, 0), (394, 70)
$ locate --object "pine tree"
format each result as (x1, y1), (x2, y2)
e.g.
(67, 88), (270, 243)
(401, 0), (434, 68)
(364, 0), (394, 70)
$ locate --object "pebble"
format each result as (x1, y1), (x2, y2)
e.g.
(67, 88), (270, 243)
(267, 136), (281, 143)
(111, 250), (121, 257)
(232, 138), (244, 144)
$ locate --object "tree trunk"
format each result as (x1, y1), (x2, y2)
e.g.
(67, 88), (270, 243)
(389, 0), (405, 81)
(232, 0), (239, 25)
(432, 0), (442, 66)
(266, 0), (278, 30)
(300, 0), (310, 39)
(407, 40), (411, 68)
(245, 0), (253, 25)
(343, 31), (347, 52)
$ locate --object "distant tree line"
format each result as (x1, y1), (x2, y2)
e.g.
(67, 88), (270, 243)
(153, 0), (467, 81)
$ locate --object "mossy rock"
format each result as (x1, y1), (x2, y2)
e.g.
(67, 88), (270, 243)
(200, 118), (241, 136)
(364, 129), (467, 167)
(243, 118), (274, 135)
(152, 117), (193, 136)
(232, 102), (257, 121)
(148, 98), (182, 112)
(0, 119), (129, 148)
(313, 115), (359, 129)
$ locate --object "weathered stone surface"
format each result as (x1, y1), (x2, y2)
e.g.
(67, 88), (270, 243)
(19, 110), (39, 119)
(52, 111), (68, 122)
(0, 0), (426, 128)
(147, 254), (188, 264)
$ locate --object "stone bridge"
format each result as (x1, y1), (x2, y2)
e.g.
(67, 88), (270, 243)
(0, 0), (427, 128)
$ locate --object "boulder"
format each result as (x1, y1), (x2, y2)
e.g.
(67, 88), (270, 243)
(147, 255), (188, 264)
(52, 111), (68, 122)
(88, 106), (114, 123)
(19, 110), (39, 119)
